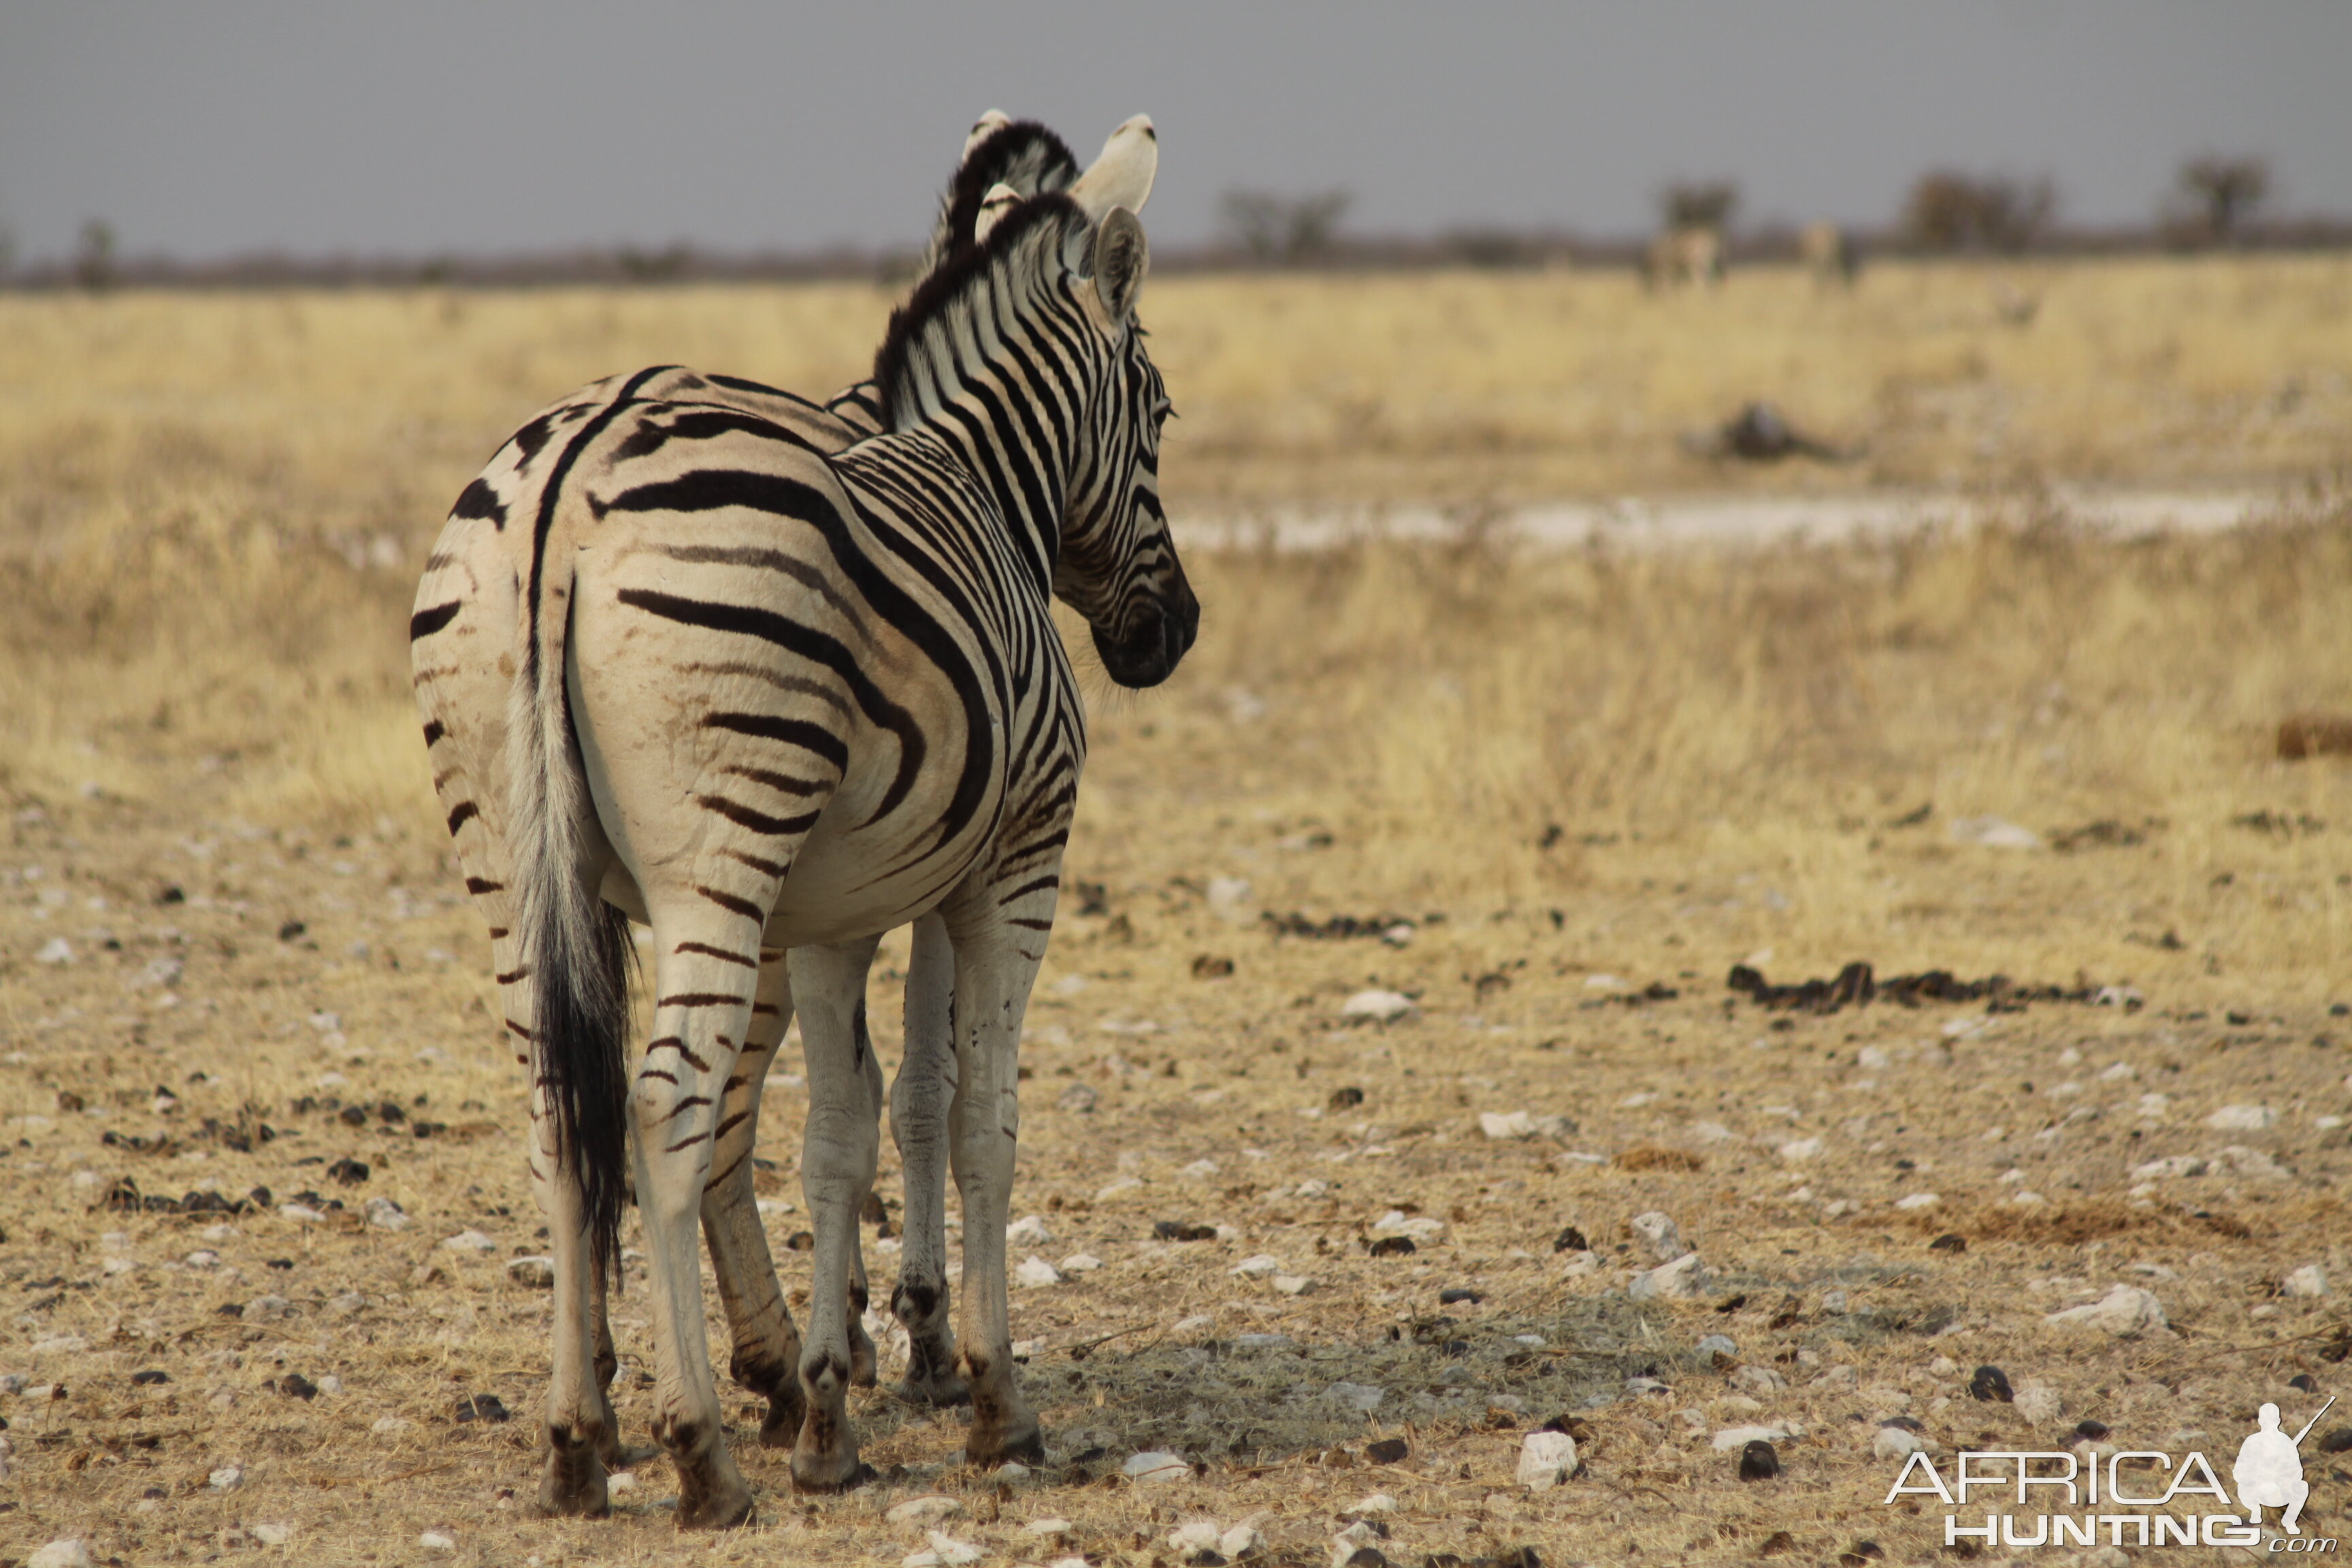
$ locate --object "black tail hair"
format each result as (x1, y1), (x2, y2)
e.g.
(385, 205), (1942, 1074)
(532, 894), (634, 1284)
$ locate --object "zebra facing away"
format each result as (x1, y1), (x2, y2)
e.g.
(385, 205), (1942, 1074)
(412, 112), (1122, 1495)
(412, 127), (1189, 1523)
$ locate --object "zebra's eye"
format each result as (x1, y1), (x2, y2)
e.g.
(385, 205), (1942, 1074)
(1152, 399), (1175, 430)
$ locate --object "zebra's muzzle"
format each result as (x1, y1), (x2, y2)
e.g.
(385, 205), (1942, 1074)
(1091, 570), (1198, 689)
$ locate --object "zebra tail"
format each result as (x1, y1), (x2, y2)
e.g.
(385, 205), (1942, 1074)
(508, 578), (632, 1285)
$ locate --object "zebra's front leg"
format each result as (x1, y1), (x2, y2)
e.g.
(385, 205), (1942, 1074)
(698, 947), (807, 1450)
(847, 1026), (884, 1390)
(942, 904), (1047, 1467)
(889, 912), (968, 1407)
(629, 931), (760, 1530)
(787, 937), (884, 1493)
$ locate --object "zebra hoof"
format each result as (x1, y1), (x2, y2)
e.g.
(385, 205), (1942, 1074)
(790, 1452), (878, 1494)
(849, 1321), (879, 1389)
(673, 1449), (755, 1531)
(538, 1427), (610, 1518)
(964, 1418), (1044, 1469)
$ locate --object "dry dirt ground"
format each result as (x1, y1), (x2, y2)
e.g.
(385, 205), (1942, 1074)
(4, 267), (2352, 1566)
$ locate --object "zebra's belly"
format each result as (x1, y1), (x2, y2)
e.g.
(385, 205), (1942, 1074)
(756, 798), (987, 947)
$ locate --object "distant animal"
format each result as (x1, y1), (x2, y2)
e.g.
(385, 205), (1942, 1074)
(1800, 220), (1858, 289)
(411, 114), (1190, 1524)
(1644, 225), (1722, 290)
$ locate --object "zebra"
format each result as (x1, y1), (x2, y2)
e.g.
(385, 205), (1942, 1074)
(411, 124), (1186, 1524)
(1644, 224), (1722, 290)
(1800, 220), (1858, 289)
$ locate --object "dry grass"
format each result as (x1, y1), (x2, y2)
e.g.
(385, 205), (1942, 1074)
(3, 268), (2352, 1565)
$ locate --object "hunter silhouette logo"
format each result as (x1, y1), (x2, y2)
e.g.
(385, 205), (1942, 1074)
(1886, 1394), (2340, 1552)
(2237, 1396), (2332, 1535)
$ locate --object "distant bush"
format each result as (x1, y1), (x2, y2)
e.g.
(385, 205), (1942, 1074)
(1220, 189), (1352, 263)
(1903, 172), (2054, 252)
(1659, 180), (1739, 234)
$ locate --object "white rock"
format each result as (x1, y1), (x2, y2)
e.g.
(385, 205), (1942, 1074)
(1044, 1559), (1092, 1568)
(1219, 1523), (1269, 1558)
(1711, 1424), (1798, 1451)
(2206, 1104), (2275, 1130)
(1809, 1364), (1859, 1390)
(505, 1256), (555, 1289)
(418, 1533), (456, 1552)
(28, 1544), (91, 1568)
(371, 1416), (413, 1435)
(1369, 1211), (1445, 1245)
(1273, 1273), (1315, 1296)
(30, 1334), (87, 1355)
(1629, 1211), (1686, 1262)
(2281, 1263), (2330, 1298)
(1895, 1192), (1941, 1210)
(1206, 876), (1254, 915)
(605, 1470), (637, 1493)
(1056, 1083), (1098, 1113)
(1347, 1492), (1398, 1513)
(992, 1461), (1030, 1481)
(1230, 1254), (1282, 1277)
(245, 1294), (295, 1323)
(1059, 1252), (1103, 1274)
(1324, 1380), (1386, 1413)
(0, 1374), (25, 1395)
(441, 1228), (497, 1252)
(1005, 1214), (1052, 1247)
(1516, 1430), (1578, 1490)
(1341, 989), (1416, 1022)
(2013, 1379), (2063, 1424)
(1873, 1425), (1925, 1459)
(1558, 1249), (1599, 1278)
(1949, 816), (2044, 851)
(1695, 1333), (1737, 1358)
(886, 1494), (964, 1526)
(1480, 1109), (1535, 1139)
(1013, 1255), (1062, 1288)
(1167, 1520), (1224, 1559)
(209, 1464), (244, 1489)
(1023, 1518), (1072, 1537)
(1628, 1252), (1712, 1301)
(277, 1203), (325, 1223)
(252, 1524), (293, 1546)
(1778, 1137), (1823, 1162)
(2217, 1144), (2289, 1179)
(1177, 1158), (1220, 1181)
(1122, 1450), (1193, 1482)
(33, 938), (75, 965)
(2129, 1154), (2207, 1179)
(1094, 1177), (1142, 1200)
(363, 1196), (410, 1230)
(2045, 1284), (2168, 1336)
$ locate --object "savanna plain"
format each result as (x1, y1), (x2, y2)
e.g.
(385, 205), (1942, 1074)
(3, 257), (2352, 1567)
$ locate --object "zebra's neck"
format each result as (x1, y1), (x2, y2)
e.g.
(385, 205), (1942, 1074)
(875, 201), (1100, 604)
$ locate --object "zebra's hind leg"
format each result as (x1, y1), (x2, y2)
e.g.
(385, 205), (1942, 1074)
(785, 938), (885, 1494)
(627, 922), (762, 1530)
(941, 899), (1049, 1468)
(537, 1134), (612, 1518)
(889, 913), (968, 1407)
(699, 947), (807, 1450)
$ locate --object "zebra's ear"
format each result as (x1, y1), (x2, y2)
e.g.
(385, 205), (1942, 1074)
(1091, 207), (1149, 320)
(1070, 114), (1156, 218)
(972, 182), (1022, 244)
(961, 109), (1013, 163)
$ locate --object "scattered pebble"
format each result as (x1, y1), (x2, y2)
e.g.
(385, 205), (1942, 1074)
(1778, 1138), (1823, 1162)
(1324, 1381), (1386, 1414)
(1948, 816), (2044, 851)
(1013, 1256), (1062, 1288)
(1346, 1491), (1397, 1514)
(885, 1494), (963, 1526)
(252, 1524), (293, 1546)
(371, 1416), (414, 1437)
(28, 1543), (91, 1568)
(1629, 1252), (1712, 1301)
(1006, 1214), (1052, 1246)
(1340, 990), (1415, 1023)
(1712, 1424), (1797, 1451)
(1629, 1211), (1686, 1262)
(2205, 1103), (2275, 1131)
(1369, 1211), (1445, 1245)
(2044, 1284), (2168, 1337)
(34, 938), (75, 966)
(1122, 1450), (1194, 1482)
(1894, 1192), (1940, 1210)
(1272, 1274), (1315, 1295)
(605, 1469), (637, 1493)
(1059, 1252), (1102, 1274)
(1872, 1424), (1924, 1459)
(418, 1533), (456, 1552)
(2013, 1379), (2063, 1424)
(209, 1465), (244, 1490)
(1230, 1254), (1281, 1278)
(1055, 1083), (1098, 1113)
(1516, 1430), (1577, 1490)
(245, 1295), (295, 1323)
(363, 1196), (410, 1230)
(1023, 1518), (1071, 1537)
(1695, 1333), (1737, 1358)
(2281, 1263), (2330, 1298)
(505, 1256), (555, 1289)
(441, 1229), (497, 1253)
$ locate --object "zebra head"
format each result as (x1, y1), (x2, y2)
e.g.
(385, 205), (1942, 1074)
(1054, 117), (1196, 689)
(877, 117), (1196, 691)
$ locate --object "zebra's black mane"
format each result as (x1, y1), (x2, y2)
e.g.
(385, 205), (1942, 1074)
(877, 191), (1090, 432)
(934, 120), (1079, 268)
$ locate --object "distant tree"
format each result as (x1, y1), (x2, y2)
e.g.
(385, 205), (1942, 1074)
(2176, 155), (2270, 244)
(74, 219), (116, 289)
(1903, 172), (2053, 252)
(1660, 180), (1739, 234)
(0, 220), (16, 279)
(1220, 189), (1351, 263)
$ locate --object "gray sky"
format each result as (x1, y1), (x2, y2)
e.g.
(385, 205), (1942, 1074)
(3, 3), (2347, 263)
